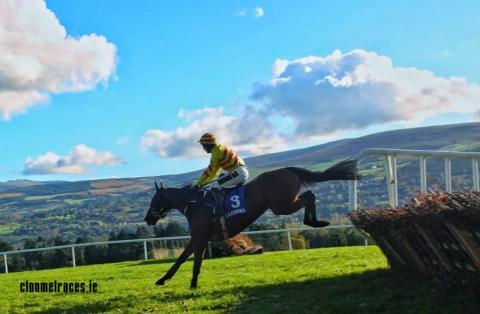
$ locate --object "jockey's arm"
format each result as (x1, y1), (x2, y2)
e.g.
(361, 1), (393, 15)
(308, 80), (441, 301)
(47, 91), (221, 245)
(196, 156), (221, 187)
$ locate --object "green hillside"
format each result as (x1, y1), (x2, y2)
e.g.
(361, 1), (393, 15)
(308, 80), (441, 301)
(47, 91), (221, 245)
(0, 246), (476, 313)
(276, 122), (480, 166)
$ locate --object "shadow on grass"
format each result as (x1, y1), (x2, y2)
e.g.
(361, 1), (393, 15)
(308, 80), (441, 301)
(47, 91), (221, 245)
(226, 270), (479, 314)
(35, 269), (478, 314)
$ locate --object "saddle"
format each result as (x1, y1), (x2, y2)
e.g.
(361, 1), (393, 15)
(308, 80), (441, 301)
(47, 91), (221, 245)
(203, 184), (242, 207)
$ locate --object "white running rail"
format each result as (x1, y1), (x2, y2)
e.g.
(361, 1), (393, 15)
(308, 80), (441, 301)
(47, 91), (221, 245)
(349, 148), (480, 210)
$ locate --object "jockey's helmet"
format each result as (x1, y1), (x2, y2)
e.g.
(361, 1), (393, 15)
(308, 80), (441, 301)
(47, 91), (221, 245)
(198, 133), (217, 145)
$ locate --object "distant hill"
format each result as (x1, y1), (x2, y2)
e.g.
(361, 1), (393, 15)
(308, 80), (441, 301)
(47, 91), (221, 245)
(244, 138), (351, 167)
(1, 122), (479, 246)
(0, 180), (47, 192)
(254, 122), (480, 166)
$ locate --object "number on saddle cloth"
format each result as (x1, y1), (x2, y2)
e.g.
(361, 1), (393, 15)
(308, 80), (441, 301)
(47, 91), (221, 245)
(203, 186), (247, 218)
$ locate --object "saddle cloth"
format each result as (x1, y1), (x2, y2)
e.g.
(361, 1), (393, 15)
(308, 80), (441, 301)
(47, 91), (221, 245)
(204, 185), (247, 218)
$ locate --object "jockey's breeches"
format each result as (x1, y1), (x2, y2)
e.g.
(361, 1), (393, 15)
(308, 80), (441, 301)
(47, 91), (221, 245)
(215, 165), (249, 188)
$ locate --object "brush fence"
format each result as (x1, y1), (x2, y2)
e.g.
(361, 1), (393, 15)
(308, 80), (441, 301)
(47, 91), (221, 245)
(349, 192), (480, 291)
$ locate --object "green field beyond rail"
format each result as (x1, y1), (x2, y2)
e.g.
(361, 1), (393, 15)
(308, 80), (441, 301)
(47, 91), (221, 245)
(0, 246), (476, 313)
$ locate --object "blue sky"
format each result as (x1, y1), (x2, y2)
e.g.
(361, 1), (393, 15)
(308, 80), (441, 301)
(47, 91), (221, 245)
(1, 0), (479, 181)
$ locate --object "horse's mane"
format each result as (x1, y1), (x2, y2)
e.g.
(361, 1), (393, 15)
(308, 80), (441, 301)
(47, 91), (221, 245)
(181, 183), (195, 190)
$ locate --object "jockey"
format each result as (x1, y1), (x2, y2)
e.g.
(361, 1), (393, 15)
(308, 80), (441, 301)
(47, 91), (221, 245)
(195, 132), (249, 220)
(196, 133), (248, 189)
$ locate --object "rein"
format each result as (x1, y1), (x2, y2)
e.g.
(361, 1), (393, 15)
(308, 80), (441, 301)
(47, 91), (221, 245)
(175, 188), (199, 216)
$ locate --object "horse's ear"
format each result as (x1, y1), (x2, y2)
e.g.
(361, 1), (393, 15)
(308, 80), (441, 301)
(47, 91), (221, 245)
(155, 181), (159, 191)
(160, 182), (164, 189)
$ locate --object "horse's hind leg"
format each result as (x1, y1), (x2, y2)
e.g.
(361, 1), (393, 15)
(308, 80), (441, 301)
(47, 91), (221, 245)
(300, 191), (330, 228)
(272, 190), (330, 228)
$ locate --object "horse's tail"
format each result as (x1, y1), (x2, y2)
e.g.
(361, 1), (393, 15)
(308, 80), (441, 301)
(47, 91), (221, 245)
(286, 159), (360, 185)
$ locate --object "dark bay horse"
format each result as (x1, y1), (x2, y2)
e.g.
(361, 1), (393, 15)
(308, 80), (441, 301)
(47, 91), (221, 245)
(144, 159), (359, 288)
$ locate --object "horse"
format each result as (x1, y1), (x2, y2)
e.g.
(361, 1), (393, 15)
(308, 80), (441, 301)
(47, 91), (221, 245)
(144, 159), (359, 288)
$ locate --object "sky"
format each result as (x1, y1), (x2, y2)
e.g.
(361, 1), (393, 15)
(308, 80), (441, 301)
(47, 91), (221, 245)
(0, 0), (479, 182)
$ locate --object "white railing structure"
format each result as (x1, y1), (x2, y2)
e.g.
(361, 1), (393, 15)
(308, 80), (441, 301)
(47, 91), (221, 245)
(3, 148), (479, 274)
(0, 225), (355, 274)
(349, 148), (480, 210)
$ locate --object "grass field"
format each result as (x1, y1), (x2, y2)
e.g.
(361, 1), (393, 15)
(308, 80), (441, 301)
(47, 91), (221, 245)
(0, 246), (477, 313)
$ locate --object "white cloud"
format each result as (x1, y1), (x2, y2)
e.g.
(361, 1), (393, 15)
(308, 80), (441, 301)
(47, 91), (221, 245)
(23, 144), (122, 175)
(141, 107), (287, 158)
(0, 0), (117, 120)
(251, 49), (480, 137)
(254, 7), (264, 18)
(141, 49), (480, 159)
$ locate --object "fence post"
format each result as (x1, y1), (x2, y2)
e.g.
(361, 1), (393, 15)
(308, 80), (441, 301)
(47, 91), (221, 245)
(208, 242), (213, 258)
(364, 239), (368, 246)
(71, 246), (76, 267)
(287, 231), (292, 251)
(420, 157), (427, 192)
(445, 158), (452, 192)
(3, 254), (7, 274)
(473, 159), (479, 192)
(384, 155), (398, 208)
(143, 241), (148, 261)
(349, 180), (358, 211)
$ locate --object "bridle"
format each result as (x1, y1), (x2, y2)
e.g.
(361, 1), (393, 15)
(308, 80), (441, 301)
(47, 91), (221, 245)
(154, 207), (175, 219)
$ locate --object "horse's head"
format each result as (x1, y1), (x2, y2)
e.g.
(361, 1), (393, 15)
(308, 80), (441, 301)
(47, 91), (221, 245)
(144, 182), (173, 225)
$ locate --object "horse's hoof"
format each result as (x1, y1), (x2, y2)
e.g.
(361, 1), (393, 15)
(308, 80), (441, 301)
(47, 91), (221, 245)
(306, 220), (330, 228)
(155, 279), (165, 286)
(316, 220), (330, 228)
(190, 280), (198, 289)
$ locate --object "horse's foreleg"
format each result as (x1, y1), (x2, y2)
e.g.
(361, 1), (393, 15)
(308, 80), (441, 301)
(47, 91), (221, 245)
(155, 240), (193, 286)
(190, 240), (208, 289)
(300, 191), (330, 228)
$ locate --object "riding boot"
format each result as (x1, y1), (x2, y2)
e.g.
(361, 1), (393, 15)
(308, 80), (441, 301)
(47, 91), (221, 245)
(211, 188), (229, 239)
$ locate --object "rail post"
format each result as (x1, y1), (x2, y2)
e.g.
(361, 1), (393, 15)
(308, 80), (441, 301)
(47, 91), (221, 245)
(287, 231), (292, 251)
(349, 180), (358, 211)
(445, 158), (452, 192)
(143, 241), (148, 261)
(3, 254), (7, 274)
(420, 156), (427, 192)
(71, 246), (76, 267)
(208, 242), (213, 258)
(473, 159), (479, 192)
(384, 155), (398, 208)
